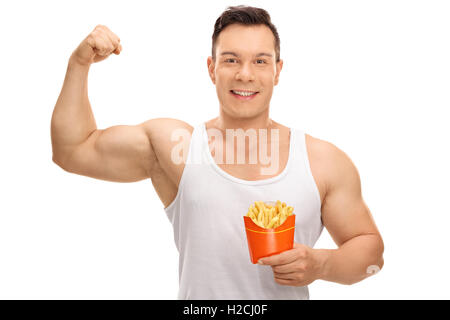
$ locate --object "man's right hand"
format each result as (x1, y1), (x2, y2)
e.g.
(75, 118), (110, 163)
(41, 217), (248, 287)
(71, 25), (122, 66)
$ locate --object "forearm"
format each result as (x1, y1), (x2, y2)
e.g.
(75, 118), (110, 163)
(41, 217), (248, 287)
(51, 55), (97, 162)
(317, 234), (384, 285)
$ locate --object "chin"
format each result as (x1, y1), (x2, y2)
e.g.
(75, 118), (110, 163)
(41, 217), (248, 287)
(224, 106), (265, 119)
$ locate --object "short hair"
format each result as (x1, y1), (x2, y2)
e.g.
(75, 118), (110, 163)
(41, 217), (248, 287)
(211, 5), (281, 62)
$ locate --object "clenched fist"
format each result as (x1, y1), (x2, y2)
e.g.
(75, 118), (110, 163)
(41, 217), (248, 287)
(71, 25), (122, 66)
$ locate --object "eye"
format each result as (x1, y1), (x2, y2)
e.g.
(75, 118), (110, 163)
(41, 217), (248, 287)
(256, 59), (267, 64)
(225, 58), (237, 63)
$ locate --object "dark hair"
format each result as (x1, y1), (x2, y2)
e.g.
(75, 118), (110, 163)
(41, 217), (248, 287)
(211, 5), (280, 62)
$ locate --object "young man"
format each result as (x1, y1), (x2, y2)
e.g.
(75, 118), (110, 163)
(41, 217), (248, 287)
(51, 6), (384, 299)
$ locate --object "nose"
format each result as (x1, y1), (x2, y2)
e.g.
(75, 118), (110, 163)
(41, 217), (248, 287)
(235, 62), (255, 82)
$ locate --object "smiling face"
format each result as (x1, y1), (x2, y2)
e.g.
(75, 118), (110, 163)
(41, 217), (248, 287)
(207, 24), (283, 120)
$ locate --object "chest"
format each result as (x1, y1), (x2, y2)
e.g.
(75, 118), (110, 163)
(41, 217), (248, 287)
(207, 132), (290, 181)
(152, 131), (327, 209)
(212, 146), (290, 181)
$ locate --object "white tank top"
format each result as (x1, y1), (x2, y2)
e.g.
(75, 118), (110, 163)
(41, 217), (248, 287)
(164, 122), (324, 299)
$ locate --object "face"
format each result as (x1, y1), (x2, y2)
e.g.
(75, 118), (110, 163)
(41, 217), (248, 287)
(207, 24), (283, 119)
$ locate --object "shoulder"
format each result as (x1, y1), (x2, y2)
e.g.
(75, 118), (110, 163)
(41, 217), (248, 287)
(140, 117), (193, 160)
(305, 133), (361, 199)
(141, 118), (194, 157)
(140, 118), (194, 181)
(305, 133), (354, 168)
(141, 118), (193, 139)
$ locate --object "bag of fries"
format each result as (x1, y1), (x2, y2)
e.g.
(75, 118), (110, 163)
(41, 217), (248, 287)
(243, 200), (296, 264)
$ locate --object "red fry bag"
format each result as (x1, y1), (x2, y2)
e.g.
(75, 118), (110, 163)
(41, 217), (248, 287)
(243, 214), (296, 264)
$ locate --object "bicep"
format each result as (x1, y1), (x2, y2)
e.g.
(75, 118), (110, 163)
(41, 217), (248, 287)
(321, 145), (380, 247)
(65, 122), (155, 182)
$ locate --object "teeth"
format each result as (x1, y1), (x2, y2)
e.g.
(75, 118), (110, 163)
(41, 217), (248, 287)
(232, 90), (257, 97)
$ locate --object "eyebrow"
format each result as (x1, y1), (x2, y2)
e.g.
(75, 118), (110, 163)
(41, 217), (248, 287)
(220, 51), (273, 58)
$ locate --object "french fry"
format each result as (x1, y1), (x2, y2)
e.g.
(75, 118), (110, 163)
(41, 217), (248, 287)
(255, 201), (263, 213)
(276, 201), (283, 215)
(257, 209), (263, 225)
(274, 218), (280, 228)
(247, 200), (295, 229)
(280, 211), (286, 225)
(268, 207), (274, 222)
(267, 215), (279, 229)
(280, 209), (288, 225)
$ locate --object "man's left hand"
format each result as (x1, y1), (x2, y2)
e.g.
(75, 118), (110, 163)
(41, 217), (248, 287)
(258, 243), (326, 287)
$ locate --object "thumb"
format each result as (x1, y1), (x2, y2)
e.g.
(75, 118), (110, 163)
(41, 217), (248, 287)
(113, 43), (122, 55)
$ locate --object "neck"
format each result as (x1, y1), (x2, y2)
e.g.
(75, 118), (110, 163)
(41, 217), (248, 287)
(213, 108), (275, 131)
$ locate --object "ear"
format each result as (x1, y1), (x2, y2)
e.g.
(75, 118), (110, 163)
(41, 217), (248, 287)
(207, 56), (216, 84)
(274, 59), (283, 86)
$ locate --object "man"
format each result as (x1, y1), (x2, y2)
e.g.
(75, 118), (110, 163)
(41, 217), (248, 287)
(51, 5), (384, 299)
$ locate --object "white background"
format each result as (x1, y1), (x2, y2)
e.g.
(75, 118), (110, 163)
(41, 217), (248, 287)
(0, 0), (449, 299)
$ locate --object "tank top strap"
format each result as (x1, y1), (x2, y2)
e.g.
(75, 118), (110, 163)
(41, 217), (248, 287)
(185, 122), (207, 165)
(289, 127), (302, 166)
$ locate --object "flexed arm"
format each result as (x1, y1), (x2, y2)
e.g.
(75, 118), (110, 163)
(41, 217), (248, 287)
(50, 25), (154, 182)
